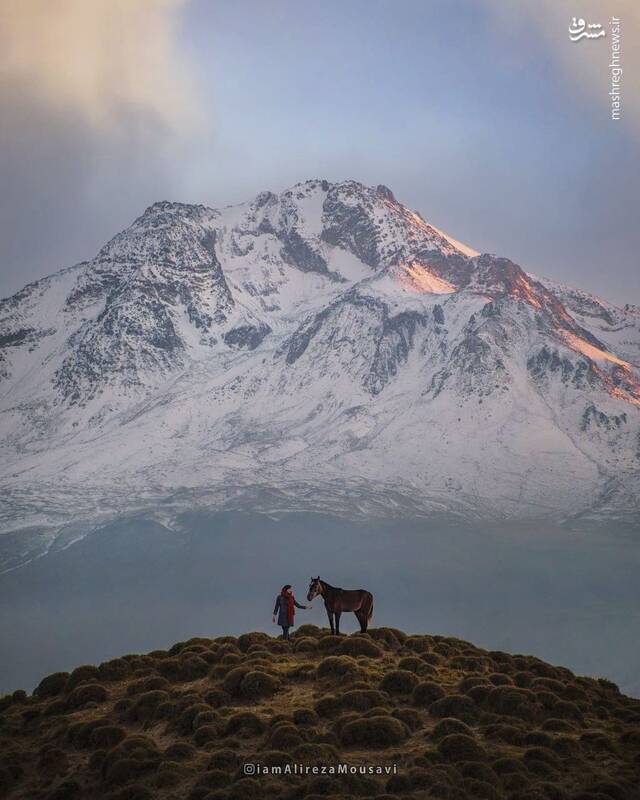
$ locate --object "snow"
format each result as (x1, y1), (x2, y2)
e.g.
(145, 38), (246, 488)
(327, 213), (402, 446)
(562, 332), (630, 368)
(426, 222), (480, 258)
(0, 178), (639, 567)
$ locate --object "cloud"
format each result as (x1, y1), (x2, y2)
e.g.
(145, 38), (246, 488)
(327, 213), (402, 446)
(0, 0), (199, 135)
(0, 0), (205, 298)
(481, 0), (639, 131)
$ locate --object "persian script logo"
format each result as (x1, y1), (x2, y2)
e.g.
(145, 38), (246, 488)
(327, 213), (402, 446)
(569, 17), (606, 41)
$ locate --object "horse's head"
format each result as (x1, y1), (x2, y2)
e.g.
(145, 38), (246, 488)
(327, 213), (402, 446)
(307, 576), (322, 602)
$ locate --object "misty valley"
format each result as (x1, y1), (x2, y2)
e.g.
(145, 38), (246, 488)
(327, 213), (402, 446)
(1, 512), (638, 699)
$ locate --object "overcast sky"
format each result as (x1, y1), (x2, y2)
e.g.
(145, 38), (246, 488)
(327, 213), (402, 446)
(0, 0), (638, 304)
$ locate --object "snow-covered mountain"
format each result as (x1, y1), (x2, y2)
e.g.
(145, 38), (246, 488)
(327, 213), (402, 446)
(1, 179), (639, 566)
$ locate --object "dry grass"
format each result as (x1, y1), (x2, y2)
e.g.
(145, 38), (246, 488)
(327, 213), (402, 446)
(1, 628), (639, 799)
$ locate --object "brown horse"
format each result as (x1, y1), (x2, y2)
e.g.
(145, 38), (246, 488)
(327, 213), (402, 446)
(307, 576), (374, 635)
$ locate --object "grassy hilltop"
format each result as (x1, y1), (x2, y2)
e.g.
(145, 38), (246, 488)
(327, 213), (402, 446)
(1, 626), (639, 800)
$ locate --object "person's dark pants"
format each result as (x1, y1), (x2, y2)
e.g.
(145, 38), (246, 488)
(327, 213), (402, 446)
(281, 626), (291, 640)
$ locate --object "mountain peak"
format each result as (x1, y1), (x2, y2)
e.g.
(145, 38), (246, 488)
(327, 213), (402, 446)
(0, 178), (639, 542)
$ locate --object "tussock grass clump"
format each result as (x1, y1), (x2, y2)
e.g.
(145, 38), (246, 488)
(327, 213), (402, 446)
(67, 683), (108, 708)
(392, 706), (423, 731)
(293, 624), (323, 638)
(542, 717), (575, 732)
(238, 670), (279, 700)
(316, 635), (343, 653)
(64, 665), (100, 693)
(125, 676), (169, 696)
(339, 688), (390, 711)
(292, 707), (318, 726)
(379, 669), (420, 695)
(34, 672), (70, 699)
(177, 703), (214, 734)
(292, 636), (318, 652)
(266, 723), (303, 749)
(413, 680), (446, 707)
(337, 636), (383, 658)
(482, 722), (526, 746)
(438, 733), (485, 761)
(397, 656), (423, 672)
(206, 747), (240, 770)
(314, 694), (342, 718)
(316, 655), (361, 682)
(404, 635), (434, 654)
(89, 725), (126, 749)
(2, 627), (638, 800)
(485, 685), (538, 720)
(223, 711), (265, 738)
(293, 742), (339, 762)
(164, 742), (196, 761)
(429, 717), (473, 740)
(237, 631), (270, 652)
(367, 626), (407, 647)
(127, 690), (170, 723)
(339, 714), (409, 748)
(222, 666), (251, 696)
(429, 693), (477, 720)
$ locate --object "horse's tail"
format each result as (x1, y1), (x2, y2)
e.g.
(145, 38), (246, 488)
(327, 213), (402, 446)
(367, 594), (374, 620)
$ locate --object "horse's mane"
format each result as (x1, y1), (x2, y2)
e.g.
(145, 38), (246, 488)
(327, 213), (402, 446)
(320, 579), (343, 592)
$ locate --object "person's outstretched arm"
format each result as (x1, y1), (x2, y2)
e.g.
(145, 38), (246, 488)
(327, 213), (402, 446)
(294, 599), (310, 610)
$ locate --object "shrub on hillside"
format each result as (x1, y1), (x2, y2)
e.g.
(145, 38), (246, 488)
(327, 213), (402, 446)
(339, 689), (389, 711)
(368, 627), (407, 647)
(101, 736), (161, 786)
(293, 742), (339, 762)
(482, 722), (526, 746)
(90, 726), (127, 749)
(239, 670), (279, 700)
(379, 669), (420, 695)
(438, 733), (485, 762)
(35, 672), (70, 699)
(429, 717), (473, 740)
(293, 707), (319, 726)
(266, 724), (304, 750)
(193, 724), (219, 746)
(541, 718), (575, 733)
(206, 748), (240, 770)
(429, 694), (477, 720)
(223, 667), (251, 696)
(294, 624), (323, 638)
(237, 632), (270, 652)
(339, 715), (409, 748)
(316, 656), (361, 682)
(413, 681), (446, 707)
(126, 676), (169, 696)
(314, 694), (343, 717)
(176, 703), (214, 734)
(292, 636), (318, 652)
(178, 655), (209, 680)
(486, 686), (537, 720)
(337, 636), (382, 658)
(67, 683), (108, 708)
(164, 742), (196, 761)
(392, 707), (423, 731)
(317, 636), (343, 653)
(223, 711), (265, 738)
(64, 665), (100, 692)
(128, 690), (170, 723)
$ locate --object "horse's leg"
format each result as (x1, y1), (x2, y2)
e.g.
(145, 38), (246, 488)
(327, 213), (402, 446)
(355, 610), (367, 633)
(334, 611), (342, 635)
(326, 606), (335, 635)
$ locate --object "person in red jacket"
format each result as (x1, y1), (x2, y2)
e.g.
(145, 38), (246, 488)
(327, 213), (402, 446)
(272, 584), (311, 640)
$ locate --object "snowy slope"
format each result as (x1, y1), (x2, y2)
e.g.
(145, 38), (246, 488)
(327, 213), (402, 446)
(1, 179), (639, 567)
